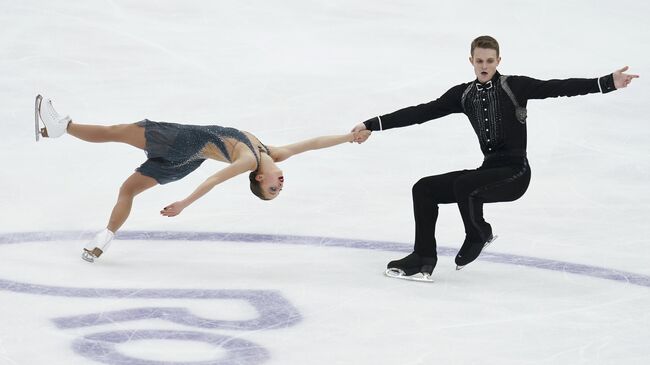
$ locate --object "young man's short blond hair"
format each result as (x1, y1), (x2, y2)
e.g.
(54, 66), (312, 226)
(471, 35), (500, 57)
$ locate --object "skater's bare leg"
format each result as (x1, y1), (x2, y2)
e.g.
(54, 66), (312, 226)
(82, 172), (157, 263)
(67, 122), (146, 149)
(107, 172), (158, 232)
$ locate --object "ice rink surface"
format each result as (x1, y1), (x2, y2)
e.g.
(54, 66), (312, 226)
(1, 1), (649, 364)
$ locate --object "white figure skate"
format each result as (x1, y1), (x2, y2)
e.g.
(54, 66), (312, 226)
(35, 94), (71, 141)
(82, 229), (115, 263)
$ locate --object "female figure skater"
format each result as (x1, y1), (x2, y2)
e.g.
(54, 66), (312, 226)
(35, 95), (369, 262)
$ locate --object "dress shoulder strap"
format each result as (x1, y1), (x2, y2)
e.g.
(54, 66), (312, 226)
(238, 131), (271, 171)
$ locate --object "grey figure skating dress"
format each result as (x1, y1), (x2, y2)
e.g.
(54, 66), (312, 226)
(135, 120), (269, 184)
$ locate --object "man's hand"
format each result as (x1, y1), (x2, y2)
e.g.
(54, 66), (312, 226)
(350, 122), (371, 143)
(613, 66), (639, 89)
(161, 201), (187, 217)
(351, 129), (371, 143)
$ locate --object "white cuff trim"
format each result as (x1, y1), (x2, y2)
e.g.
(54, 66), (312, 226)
(597, 77), (603, 93)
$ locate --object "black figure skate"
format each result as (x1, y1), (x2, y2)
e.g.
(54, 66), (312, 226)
(455, 234), (498, 270)
(385, 252), (437, 282)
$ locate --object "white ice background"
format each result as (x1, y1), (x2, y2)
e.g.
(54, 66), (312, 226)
(1, 1), (649, 364)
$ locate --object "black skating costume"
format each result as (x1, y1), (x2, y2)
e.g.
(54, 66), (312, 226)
(364, 71), (616, 270)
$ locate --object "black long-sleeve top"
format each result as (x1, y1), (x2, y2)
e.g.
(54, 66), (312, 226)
(363, 71), (616, 157)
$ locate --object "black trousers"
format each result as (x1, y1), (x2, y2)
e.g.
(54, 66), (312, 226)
(412, 155), (531, 257)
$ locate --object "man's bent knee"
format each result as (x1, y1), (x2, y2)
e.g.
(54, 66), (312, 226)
(412, 178), (430, 197)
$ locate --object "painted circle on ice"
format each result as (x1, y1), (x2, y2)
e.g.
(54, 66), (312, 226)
(0, 230), (649, 288)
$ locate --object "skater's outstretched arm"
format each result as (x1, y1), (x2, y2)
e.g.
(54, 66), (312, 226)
(161, 158), (255, 217)
(271, 130), (370, 162)
(512, 66), (639, 100)
(350, 83), (467, 144)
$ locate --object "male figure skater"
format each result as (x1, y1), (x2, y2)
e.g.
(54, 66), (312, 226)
(352, 35), (638, 281)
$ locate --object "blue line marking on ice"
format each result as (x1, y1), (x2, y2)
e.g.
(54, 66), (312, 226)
(1, 230), (648, 289)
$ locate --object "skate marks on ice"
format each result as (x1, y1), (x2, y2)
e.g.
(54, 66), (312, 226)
(1, 231), (649, 364)
(1, 231), (649, 288)
(0, 277), (299, 364)
(0, 232), (304, 365)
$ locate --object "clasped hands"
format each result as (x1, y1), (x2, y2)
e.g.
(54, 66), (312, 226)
(351, 123), (371, 144)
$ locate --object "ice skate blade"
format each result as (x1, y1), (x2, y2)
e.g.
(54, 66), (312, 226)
(384, 268), (434, 283)
(81, 251), (95, 263)
(34, 94), (43, 141)
(81, 248), (103, 263)
(484, 234), (498, 248)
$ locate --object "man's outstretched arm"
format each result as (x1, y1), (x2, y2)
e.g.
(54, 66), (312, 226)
(516, 66), (638, 100)
(351, 83), (467, 143)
